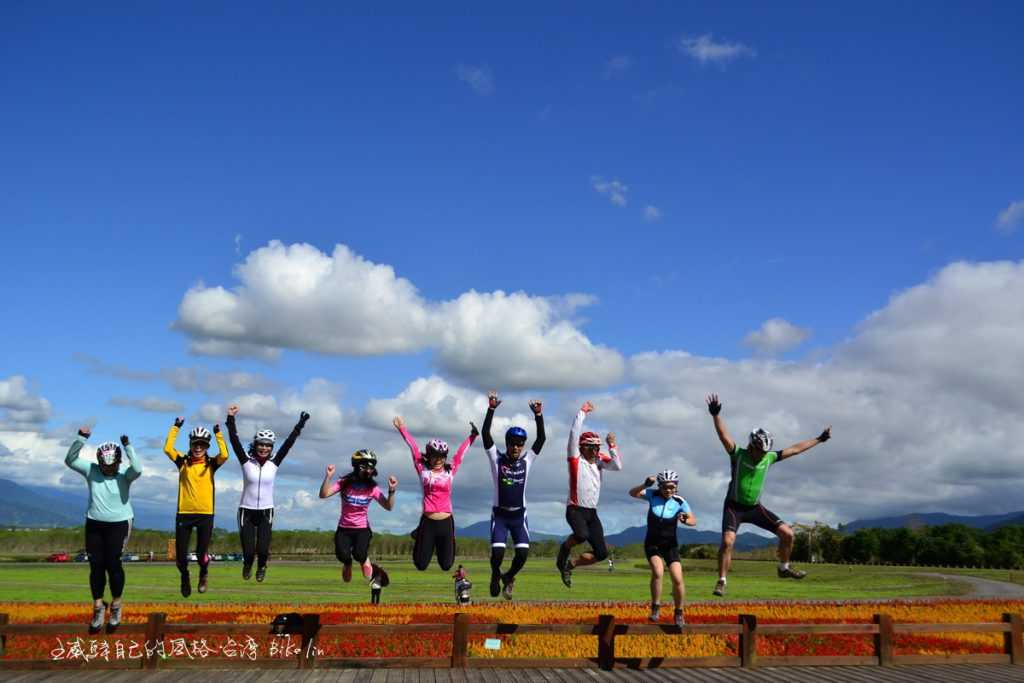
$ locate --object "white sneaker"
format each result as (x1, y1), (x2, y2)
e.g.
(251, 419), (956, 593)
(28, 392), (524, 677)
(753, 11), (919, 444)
(109, 602), (123, 628)
(89, 604), (105, 632)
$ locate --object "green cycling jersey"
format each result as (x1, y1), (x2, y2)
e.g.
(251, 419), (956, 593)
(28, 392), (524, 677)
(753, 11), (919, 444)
(726, 444), (779, 506)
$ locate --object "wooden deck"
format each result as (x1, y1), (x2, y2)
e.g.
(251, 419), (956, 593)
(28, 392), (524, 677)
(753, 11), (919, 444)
(1, 666), (1024, 682)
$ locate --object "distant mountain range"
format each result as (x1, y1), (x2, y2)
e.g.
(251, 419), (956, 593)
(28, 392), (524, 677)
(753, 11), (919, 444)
(4, 477), (1023, 539)
(841, 510), (1024, 533)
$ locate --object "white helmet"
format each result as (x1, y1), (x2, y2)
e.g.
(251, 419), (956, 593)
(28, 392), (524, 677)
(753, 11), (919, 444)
(189, 426), (212, 444)
(749, 428), (773, 452)
(96, 442), (121, 467)
(656, 470), (678, 485)
(253, 429), (276, 446)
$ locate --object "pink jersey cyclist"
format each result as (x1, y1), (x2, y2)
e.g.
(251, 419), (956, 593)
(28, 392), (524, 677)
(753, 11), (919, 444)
(393, 416), (478, 571)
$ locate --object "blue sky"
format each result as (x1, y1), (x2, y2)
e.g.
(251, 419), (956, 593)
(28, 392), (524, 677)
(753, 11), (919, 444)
(2, 2), (1023, 534)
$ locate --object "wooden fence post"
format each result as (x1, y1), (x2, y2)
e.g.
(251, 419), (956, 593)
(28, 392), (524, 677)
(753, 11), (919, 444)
(874, 613), (894, 666)
(0, 613), (8, 657)
(1004, 613), (1023, 665)
(143, 612), (166, 671)
(451, 612), (470, 668)
(597, 614), (616, 670)
(299, 613), (321, 669)
(738, 614), (757, 668)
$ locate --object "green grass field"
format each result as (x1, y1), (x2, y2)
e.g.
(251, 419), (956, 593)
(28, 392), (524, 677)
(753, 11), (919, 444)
(0, 558), (979, 604)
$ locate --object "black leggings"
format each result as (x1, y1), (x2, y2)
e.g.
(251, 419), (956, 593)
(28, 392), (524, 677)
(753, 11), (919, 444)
(412, 515), (456, 571)
(175, 514), (214, 575)
(334, 527), (372, 565)
(85, 518), (132, 600)
(238, 507), (274, 568)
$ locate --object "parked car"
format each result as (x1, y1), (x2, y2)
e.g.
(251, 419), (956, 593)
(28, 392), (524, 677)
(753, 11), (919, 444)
(226, 553), (243, 561)
(121, 553), (140, 562)
(187, 552), (198, 561)
(46, 552), (70, 562)
(74, 551), (90, 562)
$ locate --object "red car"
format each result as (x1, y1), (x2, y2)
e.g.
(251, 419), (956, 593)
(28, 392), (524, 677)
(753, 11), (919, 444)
(46, 552), (70, 563)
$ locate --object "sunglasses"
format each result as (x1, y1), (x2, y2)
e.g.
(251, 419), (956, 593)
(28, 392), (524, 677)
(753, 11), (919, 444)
(580, 444), (600, 452)
(507, 440), (527, 448)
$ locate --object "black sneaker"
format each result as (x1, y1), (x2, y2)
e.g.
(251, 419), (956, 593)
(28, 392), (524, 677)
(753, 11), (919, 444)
(674, 609), (685, 628)
(648, 606), (660, 623)
(555, 544), (570, 572)
(560, 564), (573, 588)
(198, 573), (208, 593)
(180, 573), (192, 598)
(501, 575), (515, 601)
(242, 563), (252, 580)
(255, 566), (266, 583)
(712, 579), (726, 597)
(777, 566), (807, 580)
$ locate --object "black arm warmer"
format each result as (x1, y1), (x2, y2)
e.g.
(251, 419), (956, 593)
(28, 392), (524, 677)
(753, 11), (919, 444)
(482, 408), (495, 451)
(225, 415), (248, 466)
(532, 414), (546, 454)
(273, 419), (304, 467)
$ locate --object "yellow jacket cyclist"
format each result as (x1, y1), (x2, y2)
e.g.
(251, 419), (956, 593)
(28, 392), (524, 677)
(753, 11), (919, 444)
(164, 417), (228, 597)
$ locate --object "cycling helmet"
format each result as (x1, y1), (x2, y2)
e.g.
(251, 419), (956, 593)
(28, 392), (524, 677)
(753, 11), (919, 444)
(351, 449), (378, 469)
(253, 429), (276, 446)
(749, 428), (773, 452)
(656, 470), (679, 485)
(425, 439), (449, 458)
(505, 426), (528, 444)
(189, 426), (212, 445)
(579, 431), (602, 447)
(96, 442), (121, 467)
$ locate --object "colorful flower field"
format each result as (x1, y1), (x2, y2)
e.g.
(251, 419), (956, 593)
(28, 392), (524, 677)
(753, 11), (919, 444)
(1, 600), (1021, 662)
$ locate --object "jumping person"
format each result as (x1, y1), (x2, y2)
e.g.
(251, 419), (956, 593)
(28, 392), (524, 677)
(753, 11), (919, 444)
(706, 393), (832, 596)
(164, 416), (229, 597)
(629, 470), (696, 627)
(226, 405), (310, 582)
(392, 416), (478, 571)
(481, 391), (546, 600)
(65, 427), (142, 633)
(556, 401), (622, 588)
(319, 452), (396, 590)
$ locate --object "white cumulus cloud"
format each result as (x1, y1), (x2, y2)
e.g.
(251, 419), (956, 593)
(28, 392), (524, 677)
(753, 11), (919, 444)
(742, 318), (811, 355)
(174, 241), (624, 390)
(592, 176), (629, 207)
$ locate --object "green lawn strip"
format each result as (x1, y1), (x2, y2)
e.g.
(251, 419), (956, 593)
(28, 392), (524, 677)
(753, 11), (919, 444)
(0, 559), (970, 604)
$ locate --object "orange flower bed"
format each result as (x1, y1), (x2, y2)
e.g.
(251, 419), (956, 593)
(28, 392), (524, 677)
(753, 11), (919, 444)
(1, 600), (1020, 662)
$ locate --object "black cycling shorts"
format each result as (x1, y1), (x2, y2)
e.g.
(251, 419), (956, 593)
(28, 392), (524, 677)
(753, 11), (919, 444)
(643, 537), (680, 565)
(722, 498), (783, 534)
(565, 505), (608, 560)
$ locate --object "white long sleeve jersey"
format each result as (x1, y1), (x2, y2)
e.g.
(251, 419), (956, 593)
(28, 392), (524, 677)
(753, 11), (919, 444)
(566, 409), (622, 508)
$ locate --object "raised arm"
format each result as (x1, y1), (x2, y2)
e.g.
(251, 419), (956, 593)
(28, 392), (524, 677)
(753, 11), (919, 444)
(777, 426), (832, 462)
(164, 418), (185, 464)
(225, 406), (248, 465)
(65, 427), (92, 476)
(629, 476), (656, 499)
(530, 399), (546, 455)
(122, 435), (143, 481)
(211, 424), (228, 466)
(319, 464), (340, 498)
(378, 476), (398, 511)
(273, 411), (309, 466)
(481, 391), (501, 451)
(706, 394), (736, 454)
(567, 401), (591, 460)
(450, 422), (479, 476)
(602, 432), (623, 471)
(392, 416), (423, 473)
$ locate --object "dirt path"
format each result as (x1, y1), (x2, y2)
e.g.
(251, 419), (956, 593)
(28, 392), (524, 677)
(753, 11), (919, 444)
(920, 572), (1024, 598)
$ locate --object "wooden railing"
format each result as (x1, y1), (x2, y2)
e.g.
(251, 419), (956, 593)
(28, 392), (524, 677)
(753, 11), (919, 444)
(0, 611), (1020, 670)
